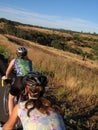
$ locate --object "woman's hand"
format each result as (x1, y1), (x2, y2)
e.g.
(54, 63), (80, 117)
(2, 76), (8, 80)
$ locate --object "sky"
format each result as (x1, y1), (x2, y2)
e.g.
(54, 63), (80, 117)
(0, 0), (98, 34)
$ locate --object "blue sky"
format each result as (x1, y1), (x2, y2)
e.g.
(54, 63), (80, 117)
(0, 0), (98, 34)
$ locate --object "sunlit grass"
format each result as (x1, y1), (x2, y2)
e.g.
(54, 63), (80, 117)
(0, 34), (98, 129)
(30, 49), (98, 99)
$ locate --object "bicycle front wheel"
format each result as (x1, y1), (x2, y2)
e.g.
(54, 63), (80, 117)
(3, 84), (10, 115)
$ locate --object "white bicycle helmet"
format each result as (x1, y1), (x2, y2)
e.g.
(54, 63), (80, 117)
(16, 46), (27, 57)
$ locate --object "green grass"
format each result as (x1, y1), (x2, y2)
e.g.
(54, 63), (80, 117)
(0, 45), (12, 59)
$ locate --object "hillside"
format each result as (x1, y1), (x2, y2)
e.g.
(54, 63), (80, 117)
(0, 18), (98, 130)
(0, 34), (98, 71)
(0, 18), (98, 62)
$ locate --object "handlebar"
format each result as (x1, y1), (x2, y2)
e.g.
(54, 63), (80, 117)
(1, 78), (14, 87)
(2, 79), (4, 87)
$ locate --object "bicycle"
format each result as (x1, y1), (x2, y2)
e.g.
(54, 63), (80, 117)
(1, 78), (23, 130)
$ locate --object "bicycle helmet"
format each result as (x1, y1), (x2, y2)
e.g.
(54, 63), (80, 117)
(16, 46), (27, 57)
(23, 72), (48, 87)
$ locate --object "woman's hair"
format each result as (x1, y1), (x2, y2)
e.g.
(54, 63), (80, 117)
(25, 95), (63, 117)
(23, 72), (63, 117)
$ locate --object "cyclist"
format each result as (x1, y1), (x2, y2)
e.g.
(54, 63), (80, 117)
(3, 72), (66, 130)
(2, 46), (33, 116)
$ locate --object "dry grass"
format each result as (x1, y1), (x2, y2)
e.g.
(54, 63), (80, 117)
(80, 33), (98, 39)
(0, 34), (98, 96)
(0, 34), (98, 129)
(0, 22), (4, 28)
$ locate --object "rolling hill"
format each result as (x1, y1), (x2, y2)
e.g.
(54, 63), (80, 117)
(0, 18), (98, 130)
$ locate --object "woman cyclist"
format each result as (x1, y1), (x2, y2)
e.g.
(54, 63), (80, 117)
(2, 46), (33, 116)
(3, 72), (66, 130)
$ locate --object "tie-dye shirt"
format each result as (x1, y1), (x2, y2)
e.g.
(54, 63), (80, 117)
(18, 101), (66, 130)
(14, 58), (32, 76)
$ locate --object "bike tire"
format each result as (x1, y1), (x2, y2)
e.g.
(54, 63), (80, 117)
(3, 84), (10, 115)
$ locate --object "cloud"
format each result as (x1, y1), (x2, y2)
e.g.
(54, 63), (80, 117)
(0, 7), (98, 33)
(55, 18), (98, 33)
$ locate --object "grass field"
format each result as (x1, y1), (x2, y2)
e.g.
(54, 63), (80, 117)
(0, 32), (98, 129)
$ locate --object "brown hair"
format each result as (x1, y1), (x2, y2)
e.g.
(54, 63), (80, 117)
(25, 86), (63, 117)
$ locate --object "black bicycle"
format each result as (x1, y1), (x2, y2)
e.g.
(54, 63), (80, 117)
(1, 78), (23, 129)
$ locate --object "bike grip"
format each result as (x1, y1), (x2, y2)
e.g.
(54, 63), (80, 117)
(1, 79), (4, 87)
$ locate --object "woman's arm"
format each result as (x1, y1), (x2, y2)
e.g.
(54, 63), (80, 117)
(5, 59), (15, 78)
(3, 104), (19, 130)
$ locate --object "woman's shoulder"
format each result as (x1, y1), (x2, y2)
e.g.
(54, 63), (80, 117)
(9, 58), (16, 64)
